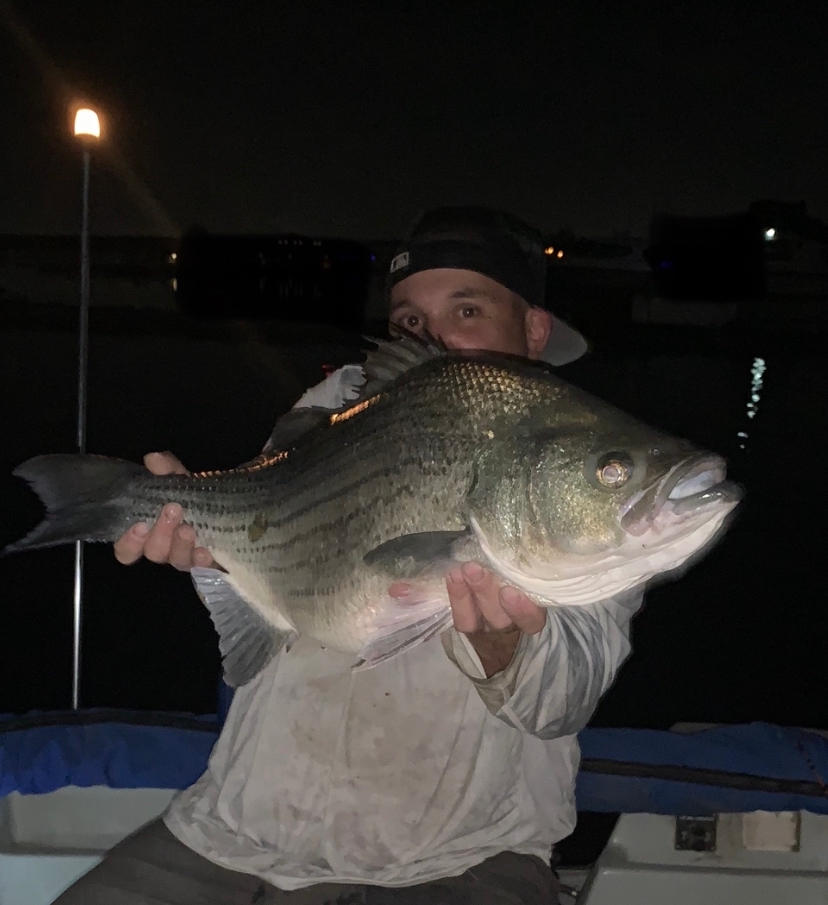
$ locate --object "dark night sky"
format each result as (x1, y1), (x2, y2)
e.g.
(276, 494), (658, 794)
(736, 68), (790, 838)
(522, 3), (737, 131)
(2, 0), (826, 239)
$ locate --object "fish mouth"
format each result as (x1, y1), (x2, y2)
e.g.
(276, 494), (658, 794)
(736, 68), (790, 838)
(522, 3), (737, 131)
(620, 455), (741, 536)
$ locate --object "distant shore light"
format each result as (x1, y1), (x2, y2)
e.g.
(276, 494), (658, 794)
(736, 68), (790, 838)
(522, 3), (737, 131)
(544, 246), (555, 256)
(74, 108), (100, 139)
(764, 227), (776, 241)
(556, 249), (564, 259)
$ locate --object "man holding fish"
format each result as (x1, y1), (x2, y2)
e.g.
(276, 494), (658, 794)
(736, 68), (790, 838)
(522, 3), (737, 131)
(115, 208), (589, 682)
(49, 208), (736, 903)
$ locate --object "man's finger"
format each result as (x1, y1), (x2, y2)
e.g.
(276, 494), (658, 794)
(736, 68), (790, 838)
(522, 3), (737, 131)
(459, 562), (513, 631)
(499, 585), (547, 635)
(192, 546), (216, 568)
(168, 523), (198, 571)
(446, 568), (481, 633)
(143, 503), (185, 563)
(144, 451), (189, 476)
(113, 522), (150, 565)
(166, 524), (215, 571)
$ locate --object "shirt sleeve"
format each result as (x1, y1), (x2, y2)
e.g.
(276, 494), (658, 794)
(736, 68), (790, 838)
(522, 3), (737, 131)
(259, 365), (367, 454)
(442, 591), (644, 739)
(290, 364), (366, 412)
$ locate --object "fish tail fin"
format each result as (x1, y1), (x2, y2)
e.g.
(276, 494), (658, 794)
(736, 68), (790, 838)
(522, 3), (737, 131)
(5, 454), (145, 553)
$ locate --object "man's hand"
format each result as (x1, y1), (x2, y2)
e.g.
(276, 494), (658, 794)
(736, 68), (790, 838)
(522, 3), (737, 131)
(113, 451), (215, 571)
(447, 562), (546, 678)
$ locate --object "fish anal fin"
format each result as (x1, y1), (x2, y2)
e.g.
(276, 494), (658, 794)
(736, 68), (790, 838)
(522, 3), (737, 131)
(191, 567), (295, 687)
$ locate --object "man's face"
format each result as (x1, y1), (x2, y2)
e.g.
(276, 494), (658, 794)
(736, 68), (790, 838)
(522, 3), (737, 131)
(389, 268), (552, 359)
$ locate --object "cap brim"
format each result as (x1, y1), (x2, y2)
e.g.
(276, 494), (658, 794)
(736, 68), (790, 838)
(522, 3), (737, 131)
(540, 316), (589, 366)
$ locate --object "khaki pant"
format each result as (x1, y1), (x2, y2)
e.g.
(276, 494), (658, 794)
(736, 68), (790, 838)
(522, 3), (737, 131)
(53, 818), (560, 904)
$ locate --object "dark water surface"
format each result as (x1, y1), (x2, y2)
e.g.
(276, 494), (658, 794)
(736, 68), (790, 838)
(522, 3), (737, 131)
(1, 302), (825, 735)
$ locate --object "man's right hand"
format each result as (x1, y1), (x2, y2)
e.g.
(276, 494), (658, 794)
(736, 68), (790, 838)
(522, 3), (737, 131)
(113, 451), (215, 571)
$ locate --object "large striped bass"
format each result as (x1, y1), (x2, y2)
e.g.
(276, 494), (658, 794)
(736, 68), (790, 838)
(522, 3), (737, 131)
(5, 337), (740, 685)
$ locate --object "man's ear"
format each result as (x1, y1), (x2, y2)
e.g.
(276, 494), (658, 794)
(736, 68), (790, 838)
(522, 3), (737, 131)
(524, 306), (553, 358)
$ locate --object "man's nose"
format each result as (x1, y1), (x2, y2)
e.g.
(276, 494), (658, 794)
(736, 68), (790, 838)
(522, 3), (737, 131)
(428, 318), (450, 344)
(431, 327), (454, 348)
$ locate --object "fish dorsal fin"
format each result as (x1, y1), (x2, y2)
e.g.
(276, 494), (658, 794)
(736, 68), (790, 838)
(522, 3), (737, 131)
(259, 335), (445, 457)
(261, 408), (333, 456)
(191, 567), (296, 687)
(277, 334), (446, 433)
(359, 330), (445, 397)
(260, 363), (367, 455)
(359, 332), (546, 399)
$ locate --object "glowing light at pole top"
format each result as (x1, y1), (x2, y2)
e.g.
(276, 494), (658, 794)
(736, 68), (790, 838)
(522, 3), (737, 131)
(73, 108), (100, 139)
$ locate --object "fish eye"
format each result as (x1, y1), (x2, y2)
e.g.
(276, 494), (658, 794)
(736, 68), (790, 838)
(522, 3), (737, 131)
(595, 453), (634, 489)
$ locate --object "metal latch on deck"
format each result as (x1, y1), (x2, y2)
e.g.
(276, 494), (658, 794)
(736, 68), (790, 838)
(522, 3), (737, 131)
(675, 814), (717, 851)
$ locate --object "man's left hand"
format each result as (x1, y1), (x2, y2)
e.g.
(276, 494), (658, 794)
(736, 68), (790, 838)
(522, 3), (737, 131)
(447, 562), (546, 677)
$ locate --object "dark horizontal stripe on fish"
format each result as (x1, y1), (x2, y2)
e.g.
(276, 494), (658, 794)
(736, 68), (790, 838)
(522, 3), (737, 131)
(247, 464), (420, 533)
(190, 521), (249, 534)
(246, 477), (457, 560)
(252, 497), (405, 558)
(140, 486), (271, 523)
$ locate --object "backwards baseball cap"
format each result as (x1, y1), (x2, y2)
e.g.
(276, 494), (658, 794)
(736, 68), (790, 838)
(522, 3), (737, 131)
(387, 206), (587, 365)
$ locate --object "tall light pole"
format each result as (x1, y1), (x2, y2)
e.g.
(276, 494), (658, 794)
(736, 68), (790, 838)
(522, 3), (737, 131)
(71, 106), (100, 710)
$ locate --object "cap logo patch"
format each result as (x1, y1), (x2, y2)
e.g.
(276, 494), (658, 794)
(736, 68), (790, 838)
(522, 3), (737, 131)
(389, 251), (410, 274)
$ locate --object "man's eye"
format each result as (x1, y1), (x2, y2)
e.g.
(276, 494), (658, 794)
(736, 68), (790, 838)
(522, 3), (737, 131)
(460, 306), (478, 318)
(394, 315), (422, 332)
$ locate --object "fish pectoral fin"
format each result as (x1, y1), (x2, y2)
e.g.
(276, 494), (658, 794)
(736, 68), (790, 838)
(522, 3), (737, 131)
(352, 585), (454, 670)
(191, 567), (295, 688)
(363, 530), (469, 578)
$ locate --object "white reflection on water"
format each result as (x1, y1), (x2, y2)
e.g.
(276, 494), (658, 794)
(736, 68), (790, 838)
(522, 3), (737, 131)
(738, 356), (767, 449)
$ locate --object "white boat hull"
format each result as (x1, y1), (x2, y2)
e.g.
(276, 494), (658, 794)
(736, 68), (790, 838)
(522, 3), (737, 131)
(2, 786), (827, 904)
